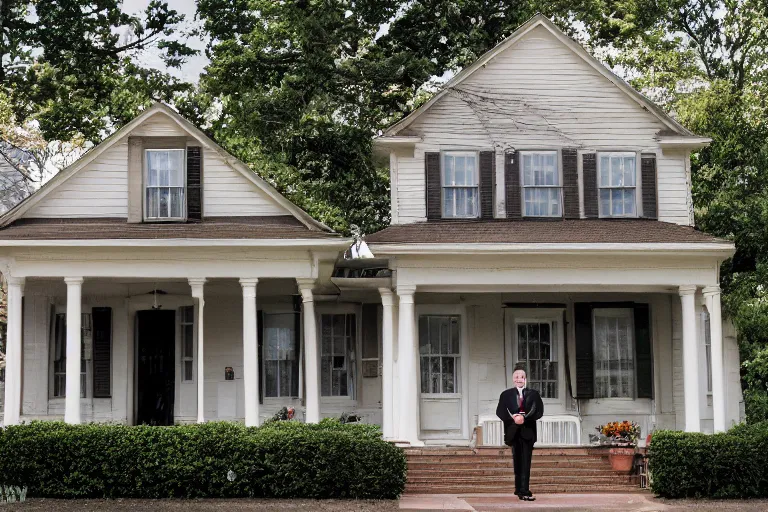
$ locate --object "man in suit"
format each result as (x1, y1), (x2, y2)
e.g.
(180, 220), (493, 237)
(495, 365), (544, 501)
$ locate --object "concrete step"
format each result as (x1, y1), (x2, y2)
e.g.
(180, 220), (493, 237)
(403, 485), (642, 495)
(406, 474), (635, 485)
(405, 455), (609, 465)
(407, 460), (609, 470)
(407, 467), (620, 478)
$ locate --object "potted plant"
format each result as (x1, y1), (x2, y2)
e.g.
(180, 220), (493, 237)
(595, 421), (641, 473)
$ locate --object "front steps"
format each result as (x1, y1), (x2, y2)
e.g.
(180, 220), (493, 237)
(404, 446), (642, 494)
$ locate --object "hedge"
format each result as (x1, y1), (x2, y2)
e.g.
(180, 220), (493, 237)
(0, 420), (406, 499)
(649, 422), (768, 498)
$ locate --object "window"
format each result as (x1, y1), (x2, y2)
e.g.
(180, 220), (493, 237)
(145, 149), (185, 220)
(419, 315), (461, 394)
(264, 313), (299, 397)
(517, 321), (558, 398)
(442, 152), (478, 218)
(593, 309), (635, 398)
(51, 313), (86, 398)
(181, 306), (194, 382)
(320, 313), (355, 397)
(521, 151), (561, 217)
(599, 153), (637, 217)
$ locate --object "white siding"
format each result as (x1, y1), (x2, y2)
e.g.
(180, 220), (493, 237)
(27, 141), (129, 218)
(128, 112), (188, 137)
(202, 148), (290, 217)
(394, 25), (691, 225)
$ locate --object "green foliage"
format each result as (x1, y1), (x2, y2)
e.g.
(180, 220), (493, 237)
(649, 424), (768, 498)
(0, 421), (406, 499)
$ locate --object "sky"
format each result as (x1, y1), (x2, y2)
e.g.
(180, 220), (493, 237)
(121, 0), (210, 83)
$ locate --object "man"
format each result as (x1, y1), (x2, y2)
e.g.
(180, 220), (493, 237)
(495, 365), (544, 501)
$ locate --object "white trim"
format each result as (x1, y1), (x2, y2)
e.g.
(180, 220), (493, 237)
(0, 238), (350, 248)
(596, 152), (639, 218)
(383, 15), (696, 138)
(519, 150), (562, 218)
(143, 148), (187, 221)
(441, 151), (480, 219)
(369, 242), (735, 257)
(0, 103), (334, 233)
(658, 136), (712, 149)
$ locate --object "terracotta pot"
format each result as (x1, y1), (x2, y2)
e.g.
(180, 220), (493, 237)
(608, 447), (635, 473)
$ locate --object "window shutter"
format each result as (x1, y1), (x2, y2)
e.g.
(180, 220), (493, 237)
(505, 150), (521, 219)
(92, 307), (112, 398)
(257, 309), (264, 405)
(425, 152), (441, 220)
(562, 148), (579, 219)
(187, 146), (202, 221)
(582, 153), (598, 218)
(634, 304), (653, 399)
(640, 154), (658, 219)
(574, 303), (594, 398)
(479, 151), (494, 219)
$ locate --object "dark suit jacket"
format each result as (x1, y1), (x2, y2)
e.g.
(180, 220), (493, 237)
(495, 387), (544, 444)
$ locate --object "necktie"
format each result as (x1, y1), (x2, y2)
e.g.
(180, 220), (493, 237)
(518, 390), (524, 413)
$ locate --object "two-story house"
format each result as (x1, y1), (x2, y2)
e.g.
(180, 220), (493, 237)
(0, 15), (740, 449)
(367, 15), (739, 446)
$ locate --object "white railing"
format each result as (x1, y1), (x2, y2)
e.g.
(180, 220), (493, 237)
(478, 414), (581, 446)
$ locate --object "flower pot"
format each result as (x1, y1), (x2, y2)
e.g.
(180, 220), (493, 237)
(608, 447), (635, 473)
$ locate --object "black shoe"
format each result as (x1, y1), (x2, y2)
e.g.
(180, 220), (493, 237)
(517, 494), (525, 500)
(521, 494), (536, 501)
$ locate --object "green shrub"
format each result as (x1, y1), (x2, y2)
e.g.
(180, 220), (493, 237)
(649, 422), (768, 498)
(0, 421), (406, 499)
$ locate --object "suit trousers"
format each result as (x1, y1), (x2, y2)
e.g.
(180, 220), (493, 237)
(511, 435), (534, 495)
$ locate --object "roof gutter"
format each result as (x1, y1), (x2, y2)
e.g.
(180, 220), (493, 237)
(0, 238), (352, 248)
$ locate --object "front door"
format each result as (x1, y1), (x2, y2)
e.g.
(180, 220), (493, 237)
(136, 310), (175, 425)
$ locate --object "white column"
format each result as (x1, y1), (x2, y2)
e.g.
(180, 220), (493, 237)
(397, 285), (421, 445)
(3, 276), (24, 425)
(297, 279), (319, 423)
(703, 285), (726, 432)
(189, 278), (206, 423)
(240, 279), (260, 426)
(64, 277), (83, 424)
(379, 288), (396, 439)
(679, 285), (701, 433)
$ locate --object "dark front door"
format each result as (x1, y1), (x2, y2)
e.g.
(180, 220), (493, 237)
(136, 310), (175, 426)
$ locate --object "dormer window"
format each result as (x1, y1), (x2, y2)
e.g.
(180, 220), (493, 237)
(145, 149), (186, 220)
(442, 152), (479, 218)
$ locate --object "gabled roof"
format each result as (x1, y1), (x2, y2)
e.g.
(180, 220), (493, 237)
(382, 14), (697, 139)
(0, 103), (333, 233)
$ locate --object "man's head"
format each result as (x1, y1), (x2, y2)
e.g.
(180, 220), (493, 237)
(512, 365), (527, 388)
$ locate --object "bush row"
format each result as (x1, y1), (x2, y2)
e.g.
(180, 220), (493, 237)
(649, 422), (768, 498)
(0, 420), (406, 499)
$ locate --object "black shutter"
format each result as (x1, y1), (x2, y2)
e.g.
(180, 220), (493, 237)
(583, 153), (598, 218)
(562, 148), (579, 219)
(634, 304), (653, 399)
(479, 151), (494, 219)
(187, 146), (202, 220)
(257, 309), (264, 404)
(425, 152), (441, 220)
(641, 154), (658, 219)
(505, 150), (521, 219)
(92, 307), (112, 398)
(574, 303), (594, 398)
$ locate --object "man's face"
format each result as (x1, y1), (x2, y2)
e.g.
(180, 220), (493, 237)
(513, 369), (526, 388)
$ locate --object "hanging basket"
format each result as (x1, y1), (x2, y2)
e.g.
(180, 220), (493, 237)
(608, 447), (635, 473)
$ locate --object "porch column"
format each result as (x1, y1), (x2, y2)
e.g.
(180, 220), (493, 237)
(240, 279), (259, 427)
(297, 279), (320, 423)
(3, 276), (24, 425)
(679, 285), (701, 432)
(189, 278), (206, 423)
(397, 285), (421, 445)
(379, 288), (395, 439)
(703, 285), (726, 432)
(64, 277), (83, 424)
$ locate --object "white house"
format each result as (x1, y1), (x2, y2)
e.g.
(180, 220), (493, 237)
(0, 15), (740, 449)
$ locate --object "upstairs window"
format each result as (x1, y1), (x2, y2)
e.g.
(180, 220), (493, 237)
(521, 151), (561, 217)
(599, 153), (637, 217)
(145, 149), (185, 220)
(442, 152), (478, 218)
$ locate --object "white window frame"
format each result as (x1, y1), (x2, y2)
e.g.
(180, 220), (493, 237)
(419, 314), (462, 395)
(441, 151), (480, 219)
(144, 148), (187, 221)
(262, 311), (300, 399)
(519, 150), (562, 217)
(514, 318), (560, 400)
(316, 306), (359, 401)
(180, 306), (194, 382)
(592, 308), (636, 399)
(597, 152), (639, 218)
